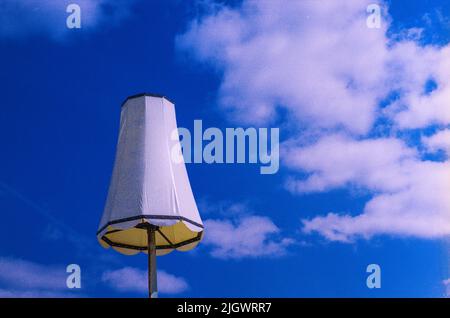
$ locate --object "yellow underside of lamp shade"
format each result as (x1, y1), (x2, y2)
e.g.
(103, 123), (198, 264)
(98, 219), (203, 256)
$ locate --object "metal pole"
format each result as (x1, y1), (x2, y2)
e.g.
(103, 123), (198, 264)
(147, 225), (158, 298)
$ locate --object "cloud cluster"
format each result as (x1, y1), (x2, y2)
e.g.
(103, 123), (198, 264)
(178, 0), (450, 132)
(204, 215), (293, 259)
(0, 0), (137, 40)
(198, 200), (293, 259)
(0, 256), (189, 296)
(178, 0), (450, 241)
(287, 134), (450, 241)
(284, 135), (417, 193)
(0, 257), (75, 297)
(102, 267), (189, 295)
(422, 129), (450, 154)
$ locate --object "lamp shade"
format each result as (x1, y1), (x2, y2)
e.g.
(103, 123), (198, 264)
(97, 94), (203, 256)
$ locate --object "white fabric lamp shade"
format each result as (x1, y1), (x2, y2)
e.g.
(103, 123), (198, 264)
(97, 94), (203, 256)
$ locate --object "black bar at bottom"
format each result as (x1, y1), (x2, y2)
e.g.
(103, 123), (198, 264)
(0, 298), (446, 316)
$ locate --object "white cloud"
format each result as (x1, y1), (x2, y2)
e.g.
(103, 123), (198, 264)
(422, 129), (450, 155)
(0, 0), (137, 40)
(285, 135), (450, 241)
(179, 0), (450, 132)
(0, 257), (81, 297)
(199, 199), (294, 258)
(178, 0), (390, 134)
(0, 257), (67, 290)
(158, 270), (190, 294)
(386, 44), (450, 129)
(203, 216), (294, 259)
(102, 267), (189, 295)
(179, 0), (450, 242)
(284, 134), (417, 193)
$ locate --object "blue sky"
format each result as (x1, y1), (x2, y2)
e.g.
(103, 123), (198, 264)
(0, 0), (449, 297)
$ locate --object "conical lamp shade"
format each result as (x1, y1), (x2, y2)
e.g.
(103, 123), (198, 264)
(97, 94), (203, 256)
